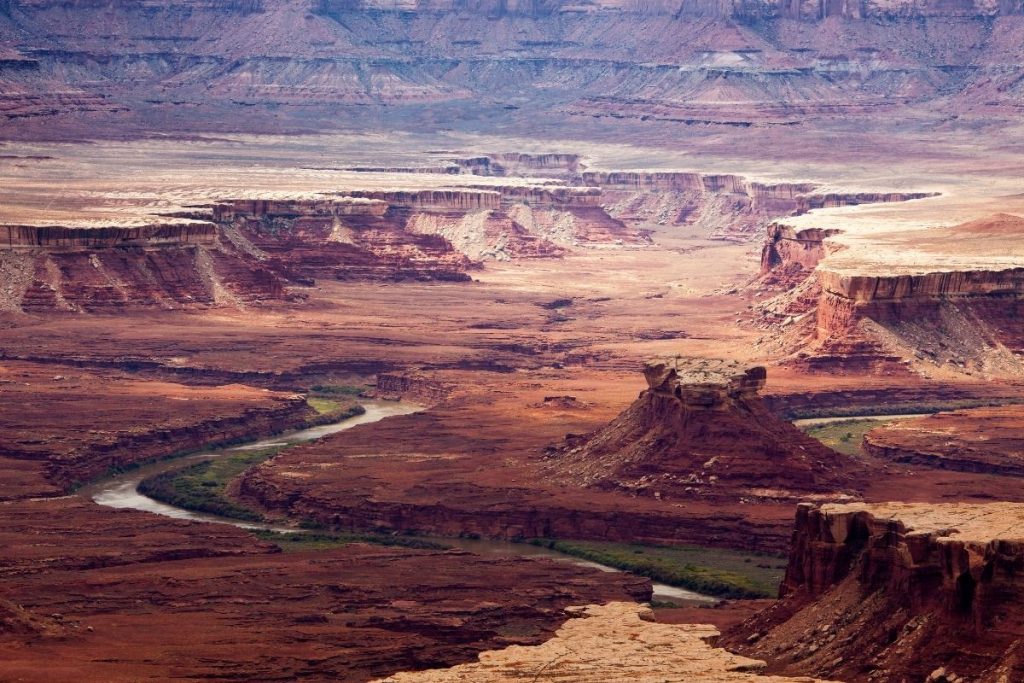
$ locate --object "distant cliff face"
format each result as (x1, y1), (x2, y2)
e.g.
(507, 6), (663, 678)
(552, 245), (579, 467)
(1, 0), (1022, 136)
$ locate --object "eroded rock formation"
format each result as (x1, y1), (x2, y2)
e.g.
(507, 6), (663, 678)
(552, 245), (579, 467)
(760, 213), (1024, 377)
(0, 361), (317, 494)
(3, 0), (1024, 134)
(723, 502), (1024, 683)
(545, 357), (864, 500)
(587, 172), (932, 241)
(0, 220), (288, 313)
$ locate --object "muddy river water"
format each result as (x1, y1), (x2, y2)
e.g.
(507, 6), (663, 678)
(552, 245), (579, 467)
(80, 400), (717, 604)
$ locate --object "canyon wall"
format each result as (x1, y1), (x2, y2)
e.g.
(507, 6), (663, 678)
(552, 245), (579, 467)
(587, 172), (932, 240)
(756, 213), (1024, 377)
(1, 223), (217, 248)
(812, 266), (1024, 373)
(863, 405), (1024, 476)
(2, 0), (1023, 135)
(723, 502), (1024, 682)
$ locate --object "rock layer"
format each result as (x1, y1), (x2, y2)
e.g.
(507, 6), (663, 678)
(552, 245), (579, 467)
(723, 502), (1024, 682)
(0, 498), (652, 683)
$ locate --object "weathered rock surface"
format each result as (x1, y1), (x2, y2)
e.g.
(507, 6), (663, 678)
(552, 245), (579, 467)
(376, 601), (836, 683)
(3, 0), (1024, 135)
(545, 357), (864, 500)
(217, 197), (478, 283)
(764, 214), (1024, 378)
(864, 405), (1024, 476)
(723, 502), (1024, 683)
(589, 173), (931, 241)
(0, 220), (288, 312)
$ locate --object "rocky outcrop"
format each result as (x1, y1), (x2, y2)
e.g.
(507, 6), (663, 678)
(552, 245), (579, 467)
(216, 197), (478, 282)
(811, 266), (1024, 374)
(587, 172), (933, 241)
(0, 237), (287, 313)
(761, 213), (1024, 377)
(374, 371), (453, 403)
(760, 224), (842, 283)
(863, 406), (1024, 476)
(375, 601), (838, 683)
(1, 222), (217, 248)
(544, 357), (864, 500)
(723, 502), (1024, 683)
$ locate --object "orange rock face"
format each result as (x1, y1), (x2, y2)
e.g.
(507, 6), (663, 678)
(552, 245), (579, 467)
(0, 361), (314, 494)
(723, 502), (1024, 683)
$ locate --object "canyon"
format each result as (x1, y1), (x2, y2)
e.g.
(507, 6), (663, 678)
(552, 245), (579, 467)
(2, 0), (1024, 681)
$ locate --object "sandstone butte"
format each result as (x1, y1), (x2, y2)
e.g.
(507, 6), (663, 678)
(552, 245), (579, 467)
(374, 602), (837, 683)
(722, 502), (1024, 683)
(863, 405), (1024, 476)
(545, 356), (865, 500)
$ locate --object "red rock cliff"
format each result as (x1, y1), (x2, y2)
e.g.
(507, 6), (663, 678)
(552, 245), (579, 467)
(724, 502), (1024, 683)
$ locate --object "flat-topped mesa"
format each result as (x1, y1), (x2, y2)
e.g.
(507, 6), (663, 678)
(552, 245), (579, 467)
(812, 265), (1024, 371)
(212, 197), (390, 221)
(452, 153), (582, 177)
(759, 213), (1024, 376)
(342, 189), (501, 212)
(643, 357), (766, 409)
(723, 502), (1024, 683)
(545, 356), (863, 501)
(1, 222), (217, 249)
(0, 220), (286, 313)
(486, 185), (603, 208)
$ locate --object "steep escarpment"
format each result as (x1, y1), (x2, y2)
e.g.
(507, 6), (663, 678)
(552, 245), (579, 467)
(811, 264), (1024, 376)
(2, 0), (1024, 137)
(216, 185), (634, 270)
(214, 197), (477, 282)
(723, 502), (1024, 683)
(544, 357), (864, 500)
(0, 183), (638, 311)
(761, 213), (1024, 377)
(0, 221), (287, 313)
(587, 172), (932, 241)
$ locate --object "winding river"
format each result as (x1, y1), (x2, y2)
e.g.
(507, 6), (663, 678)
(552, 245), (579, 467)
(80, 400), (717, 605)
